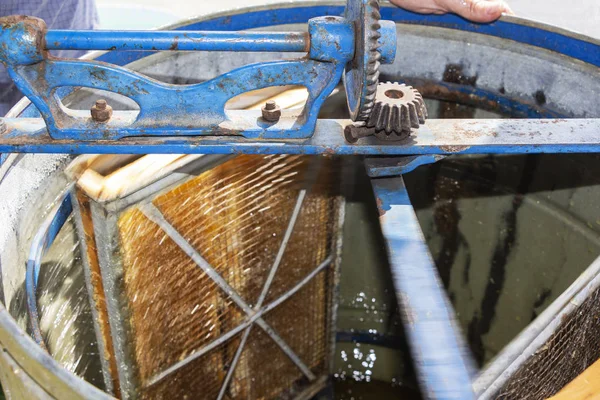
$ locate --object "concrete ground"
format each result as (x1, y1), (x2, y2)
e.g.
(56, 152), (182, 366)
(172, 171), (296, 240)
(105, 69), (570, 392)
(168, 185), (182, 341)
(95, 0), (600, 39)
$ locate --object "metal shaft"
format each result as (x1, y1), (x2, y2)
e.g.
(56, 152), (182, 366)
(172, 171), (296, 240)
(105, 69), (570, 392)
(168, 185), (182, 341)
(371, 176), (475, 399)
(45, 30), (310, 52)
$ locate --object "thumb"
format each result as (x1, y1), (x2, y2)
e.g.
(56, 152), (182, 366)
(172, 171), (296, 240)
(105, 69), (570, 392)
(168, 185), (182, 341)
(440, 0), (513, 23)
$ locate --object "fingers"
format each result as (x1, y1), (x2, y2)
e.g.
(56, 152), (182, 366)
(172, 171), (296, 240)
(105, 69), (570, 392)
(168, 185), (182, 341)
(390, 0), (513, 23)
(436, 0), (514, 23)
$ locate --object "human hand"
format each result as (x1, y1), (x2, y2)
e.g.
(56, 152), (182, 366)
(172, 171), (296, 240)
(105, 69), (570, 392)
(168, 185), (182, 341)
(389, 0), (513, 23)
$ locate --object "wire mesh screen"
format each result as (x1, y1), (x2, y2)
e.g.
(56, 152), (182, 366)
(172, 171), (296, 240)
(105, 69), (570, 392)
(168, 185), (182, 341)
(75, 154), (341, 399)
(496, 286), (600, 399)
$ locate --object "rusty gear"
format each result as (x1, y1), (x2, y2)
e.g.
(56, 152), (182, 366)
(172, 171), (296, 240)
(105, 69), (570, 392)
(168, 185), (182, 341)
(366, 82), (428, 141)
(343, 0), (383, 122)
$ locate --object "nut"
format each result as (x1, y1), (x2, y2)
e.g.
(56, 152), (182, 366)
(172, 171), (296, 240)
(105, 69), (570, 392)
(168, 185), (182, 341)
(261, 100), (281, 122)
(91, 99), (113, 123)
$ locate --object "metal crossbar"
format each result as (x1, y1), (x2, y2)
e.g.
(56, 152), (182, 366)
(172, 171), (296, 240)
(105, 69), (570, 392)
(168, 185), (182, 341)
(217, 187), (309, 399)
(140, 196), (331, 390)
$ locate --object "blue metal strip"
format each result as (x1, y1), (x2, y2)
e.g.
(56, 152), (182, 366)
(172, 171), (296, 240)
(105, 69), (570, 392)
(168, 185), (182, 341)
(2, 118), (598, 155)
(45, 30), (309, 53)
(371, 176), (474, 399)
(25, 191), (73, 350)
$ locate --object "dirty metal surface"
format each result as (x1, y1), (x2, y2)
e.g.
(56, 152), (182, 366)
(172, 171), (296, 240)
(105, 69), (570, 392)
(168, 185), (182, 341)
(45, 30), (310, 53)
(0, 15), (361, 141)
(0, 117), (598, 155)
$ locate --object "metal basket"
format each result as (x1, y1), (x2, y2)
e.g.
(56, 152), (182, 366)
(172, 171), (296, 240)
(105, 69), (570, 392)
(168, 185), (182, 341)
(475, 256), (600, 399)
(69, 154), (343, 399)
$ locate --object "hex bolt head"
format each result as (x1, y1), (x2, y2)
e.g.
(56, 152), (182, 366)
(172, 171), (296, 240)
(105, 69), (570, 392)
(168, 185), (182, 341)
(91, 99), (113, 123)
(261, 100), (281, 122)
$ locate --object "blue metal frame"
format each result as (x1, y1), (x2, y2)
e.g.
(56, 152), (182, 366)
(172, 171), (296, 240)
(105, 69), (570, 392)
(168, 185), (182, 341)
(0, 15), (366, 140)
(1, 117), (598, 155)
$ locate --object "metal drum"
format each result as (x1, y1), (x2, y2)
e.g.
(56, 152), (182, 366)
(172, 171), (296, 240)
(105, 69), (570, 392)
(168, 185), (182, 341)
(0, 1), (599, 399)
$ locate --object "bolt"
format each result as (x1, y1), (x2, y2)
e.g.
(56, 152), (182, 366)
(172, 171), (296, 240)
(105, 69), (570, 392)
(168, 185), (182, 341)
(91, 99), (113, 123)
(261, 100), (281, 122)
(344, 124), (377, 144)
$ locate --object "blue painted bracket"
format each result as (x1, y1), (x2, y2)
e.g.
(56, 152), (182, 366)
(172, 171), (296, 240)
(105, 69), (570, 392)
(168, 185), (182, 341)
(10, 58), (344, 140)
(371, 175), (475, 399)
(365, 156), (447, 177)
(0, 14), (393, 140)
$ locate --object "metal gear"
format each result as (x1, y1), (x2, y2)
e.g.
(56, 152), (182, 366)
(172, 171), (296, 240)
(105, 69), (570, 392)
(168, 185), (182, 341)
(366, 82), (428, 141)
(343, 0), (382, 122)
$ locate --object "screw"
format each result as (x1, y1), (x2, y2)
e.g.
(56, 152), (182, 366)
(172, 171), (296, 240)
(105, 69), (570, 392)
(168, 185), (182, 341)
(261, 100), (281, 122)
(91, 99), (113, 123)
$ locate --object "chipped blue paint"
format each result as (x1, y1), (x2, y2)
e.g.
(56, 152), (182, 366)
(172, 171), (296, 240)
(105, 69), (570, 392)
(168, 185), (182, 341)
(45, 30), (310, 53)
(0, 11), (390, 141)
(365, 155), (447, 178)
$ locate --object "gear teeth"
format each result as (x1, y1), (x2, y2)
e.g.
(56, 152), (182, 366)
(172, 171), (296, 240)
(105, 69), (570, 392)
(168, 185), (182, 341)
(356, 0), (383, 121)
(366, 82), (429, 141)
(366, 70), (380, 85)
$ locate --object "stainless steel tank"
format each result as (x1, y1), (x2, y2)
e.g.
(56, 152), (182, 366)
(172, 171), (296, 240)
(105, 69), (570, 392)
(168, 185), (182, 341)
(0, 1), (599, 399)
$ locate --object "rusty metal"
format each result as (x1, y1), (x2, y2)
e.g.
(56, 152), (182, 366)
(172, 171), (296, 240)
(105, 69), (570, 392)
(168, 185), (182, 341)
(344, 0), (385, 122)
(343, 124), (377, 144)
(1, 117), (600, 155)
(367, 82), (428, 140)
(0, 7), (398, 141)
(261, 100), (281, 122)
(90, 99), (113, 123)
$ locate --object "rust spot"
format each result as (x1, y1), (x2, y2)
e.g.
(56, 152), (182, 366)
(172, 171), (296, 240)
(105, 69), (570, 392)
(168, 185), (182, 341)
(170, 35), (179, 51)
(440, 145), (470, 153)
(443, 64), (478, 87)
(534, 90), (547, 105)
(90, 69), (107, 82)
(376, 197), (385, 216)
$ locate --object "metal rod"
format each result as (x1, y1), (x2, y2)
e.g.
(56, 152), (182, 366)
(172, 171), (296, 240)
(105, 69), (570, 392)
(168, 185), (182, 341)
(146, 318), (253, 388)
(217, 326), (253, 400)
(218, 186), (311, 399)
(255, 188), (311, 308)
(260, 257), (332, 316)
(371, 175), (475, 399)
(45, 30), (309, 53)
